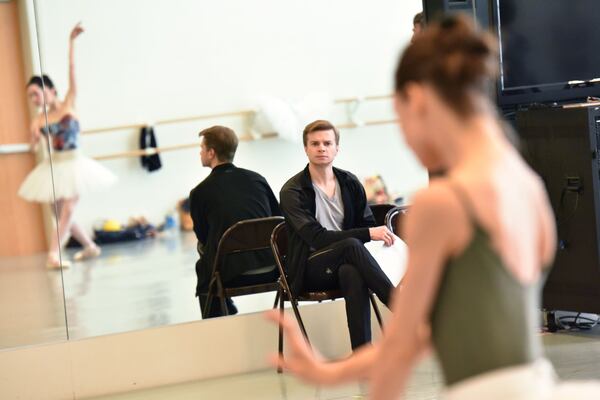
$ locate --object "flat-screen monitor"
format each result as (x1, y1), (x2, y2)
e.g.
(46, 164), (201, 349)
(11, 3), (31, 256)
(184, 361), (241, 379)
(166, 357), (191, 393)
(494, 0), (600, 107)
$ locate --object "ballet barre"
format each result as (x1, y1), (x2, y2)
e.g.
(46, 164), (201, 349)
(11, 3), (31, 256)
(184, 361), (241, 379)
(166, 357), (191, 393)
(0, 143), (31, 155)
(81, 94), (394, 136)
(93, 132), (279, 161)
(91, 118), (397, 161)
(334, 94), (393, 104)
(82, 109), (256, 135)
(337, 118), (398, 129)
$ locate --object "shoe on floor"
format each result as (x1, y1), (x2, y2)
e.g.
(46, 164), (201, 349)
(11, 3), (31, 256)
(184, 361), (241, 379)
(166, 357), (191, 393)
(74, 245), (101, 262)
(46, 257), (71, 269)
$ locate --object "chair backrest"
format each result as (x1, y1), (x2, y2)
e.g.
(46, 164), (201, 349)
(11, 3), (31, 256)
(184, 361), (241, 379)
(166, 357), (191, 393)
(271, 221), (288, 258)
(212, 216), (284, 273)
(270, 221), (294, 294)
(369, 203), (396, 226)
(385, 205), (409, 240)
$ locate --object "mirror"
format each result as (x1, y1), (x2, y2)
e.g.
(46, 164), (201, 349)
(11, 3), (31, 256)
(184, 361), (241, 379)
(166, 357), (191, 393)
(0, 0), (69, 349)
(30, 0), (427, 340)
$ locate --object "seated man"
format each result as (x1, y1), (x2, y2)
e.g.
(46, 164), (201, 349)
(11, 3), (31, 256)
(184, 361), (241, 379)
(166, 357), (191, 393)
(189, 125), (281, 318)
(280, 120), (395, 349)
(412, 11), (425, 42)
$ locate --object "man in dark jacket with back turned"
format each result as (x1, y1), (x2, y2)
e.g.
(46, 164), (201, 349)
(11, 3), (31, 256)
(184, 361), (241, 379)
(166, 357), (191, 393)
(190, 125), (281, 319)
(280, 120), (395, 349)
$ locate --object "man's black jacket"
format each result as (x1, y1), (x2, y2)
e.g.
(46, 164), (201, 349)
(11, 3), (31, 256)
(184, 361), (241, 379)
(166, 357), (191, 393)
(189, 163), (281, 296)
(279, 165), (375, 294)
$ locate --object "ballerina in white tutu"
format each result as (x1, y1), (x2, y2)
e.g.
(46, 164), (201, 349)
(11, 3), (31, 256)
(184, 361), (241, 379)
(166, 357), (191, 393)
(19, 23), (116, 269)
(267, 16), (600, 399)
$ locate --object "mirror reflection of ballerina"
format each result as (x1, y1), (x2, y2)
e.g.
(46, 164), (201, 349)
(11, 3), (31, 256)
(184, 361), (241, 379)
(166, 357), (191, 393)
(19, 23), (116, 269)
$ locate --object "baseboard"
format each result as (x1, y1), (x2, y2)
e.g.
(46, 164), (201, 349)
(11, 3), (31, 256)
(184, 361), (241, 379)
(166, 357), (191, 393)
(0, 300), (389, 399)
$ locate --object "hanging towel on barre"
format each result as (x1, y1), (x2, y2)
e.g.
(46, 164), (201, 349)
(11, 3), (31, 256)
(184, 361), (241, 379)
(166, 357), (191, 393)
(139, 126), (162, 172)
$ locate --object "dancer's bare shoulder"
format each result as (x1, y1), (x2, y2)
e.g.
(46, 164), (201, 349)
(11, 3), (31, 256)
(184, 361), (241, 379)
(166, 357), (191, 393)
(406, 180), (473, 258)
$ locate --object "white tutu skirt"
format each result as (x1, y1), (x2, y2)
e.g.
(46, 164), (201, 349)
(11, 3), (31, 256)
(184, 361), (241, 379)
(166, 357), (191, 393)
(18, 150), (117, 203)
(443, 358), (600, 400)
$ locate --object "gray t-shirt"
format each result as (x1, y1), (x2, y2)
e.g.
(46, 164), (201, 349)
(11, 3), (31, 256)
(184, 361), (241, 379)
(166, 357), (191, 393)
(313, 178), (344, 231)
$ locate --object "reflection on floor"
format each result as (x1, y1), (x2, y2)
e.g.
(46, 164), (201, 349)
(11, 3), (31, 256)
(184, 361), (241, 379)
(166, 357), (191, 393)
(0, 231), (279, 349)
(89, 327), (600, 400)
(0, 253), (68, 348)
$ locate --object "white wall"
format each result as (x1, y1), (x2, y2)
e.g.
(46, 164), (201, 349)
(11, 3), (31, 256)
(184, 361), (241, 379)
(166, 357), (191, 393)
(31, 0), (427, 231)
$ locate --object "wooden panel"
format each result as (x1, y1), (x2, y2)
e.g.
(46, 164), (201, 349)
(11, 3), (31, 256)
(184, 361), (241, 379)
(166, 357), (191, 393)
(0, 1), (46, 256)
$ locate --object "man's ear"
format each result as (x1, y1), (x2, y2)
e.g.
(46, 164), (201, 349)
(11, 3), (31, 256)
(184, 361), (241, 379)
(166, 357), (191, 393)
(207, 147), (216, 160)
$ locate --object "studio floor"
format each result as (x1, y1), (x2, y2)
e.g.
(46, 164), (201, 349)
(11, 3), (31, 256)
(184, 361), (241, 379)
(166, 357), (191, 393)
(89, 327), (600, 400)
(2, 232), (600, 399)
(0, 230), (277, 349)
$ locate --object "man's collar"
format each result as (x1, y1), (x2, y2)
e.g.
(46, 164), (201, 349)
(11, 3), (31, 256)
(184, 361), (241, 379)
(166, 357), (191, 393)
(300, 164), (347, 189)
(211, 162), (234, 172)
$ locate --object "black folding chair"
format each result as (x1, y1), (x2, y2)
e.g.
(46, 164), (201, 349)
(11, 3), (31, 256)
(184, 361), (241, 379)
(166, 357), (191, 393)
(203, 216), (284, 317)
(384, 205), (409, 240)
(270, 222), (383, 372)
(369, 203), (396, 226)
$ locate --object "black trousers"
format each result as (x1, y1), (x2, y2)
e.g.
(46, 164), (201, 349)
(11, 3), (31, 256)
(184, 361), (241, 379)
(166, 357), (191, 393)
(305, 238), (393, 349)
(198, 268), (279, 319)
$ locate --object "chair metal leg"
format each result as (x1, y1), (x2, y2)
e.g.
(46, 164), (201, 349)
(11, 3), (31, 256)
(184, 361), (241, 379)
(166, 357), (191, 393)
(290, 299), (309, 343)
(202, 278), (216, 317)
(370, 293), (384, 329)
(278, 289), (284, 374)
(273, 289), (280, 309)
(216, 278), (228, 316)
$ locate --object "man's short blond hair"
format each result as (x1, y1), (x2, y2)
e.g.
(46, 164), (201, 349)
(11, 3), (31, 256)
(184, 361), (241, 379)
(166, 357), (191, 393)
(302, 120), (340, 146)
